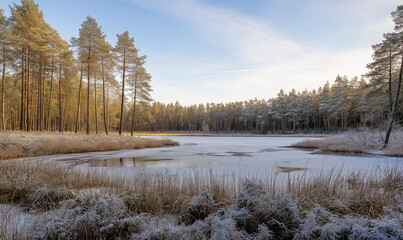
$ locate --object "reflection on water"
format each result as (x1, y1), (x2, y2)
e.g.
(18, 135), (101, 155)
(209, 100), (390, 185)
(64, 157), (174, 168)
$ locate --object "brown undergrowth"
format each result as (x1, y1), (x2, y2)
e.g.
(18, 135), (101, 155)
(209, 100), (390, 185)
(0, 160), (401, 239)
(0, 131), (178, 160)
(0, 160), (401, 218)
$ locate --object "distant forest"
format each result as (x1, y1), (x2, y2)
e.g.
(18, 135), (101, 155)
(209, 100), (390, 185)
(0, 1), (402, 134)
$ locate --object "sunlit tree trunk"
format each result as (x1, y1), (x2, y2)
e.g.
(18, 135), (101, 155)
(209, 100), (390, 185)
(119, 49), (126, 135)
(87, 53), (91, 134)
(94, 73), (98, 134)
(26, 37), (31, 132)
(101, 57), (108, 135)
(75, 65), (83, 133)
(47, 55), (54, 130)
(41, 58), (46, 131)
(1, 46), (5, 131)
(58, 57), (62, 132)
(37, 59), (42, 130)
(20, 49), (25, 130)
(131, 74), (138, 136)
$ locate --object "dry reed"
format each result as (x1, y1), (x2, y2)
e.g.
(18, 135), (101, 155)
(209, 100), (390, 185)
(0, 131), (178, 160)
(0, 159), (401, 239)
(0, 160), (401, 218)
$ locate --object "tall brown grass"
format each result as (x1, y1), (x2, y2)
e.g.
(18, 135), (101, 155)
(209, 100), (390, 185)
(0, 131), (178, 160)
(0, 159), (401, 238)
(0, 160), (401, 218)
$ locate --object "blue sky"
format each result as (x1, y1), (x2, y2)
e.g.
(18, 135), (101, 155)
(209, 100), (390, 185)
(2, 0), (401, 105)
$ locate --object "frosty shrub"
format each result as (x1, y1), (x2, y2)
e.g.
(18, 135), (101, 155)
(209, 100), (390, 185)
(131, 228), (182, 240)
(24, 187), (74, 211)
(294, 206), (403, 240)
(29, 195), (147, 240)
(234, 179), (300, 239)
(182, 190), (215, 224)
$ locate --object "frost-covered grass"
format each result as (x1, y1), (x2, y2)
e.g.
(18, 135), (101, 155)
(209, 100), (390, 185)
(0, 160), (402, 239)
(0, 131), (179, 160)
(291, 128), (403, 157)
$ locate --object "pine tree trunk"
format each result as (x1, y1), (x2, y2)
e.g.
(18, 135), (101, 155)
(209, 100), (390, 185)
(1, 46), (5, 131)
(87, 54), (91, 134)
(94, 74), (98, 134)
(62, 96), (70, 131)
(106, 81), (110, 130)
(75, 65), (83, 133)
(388, 49), (393, 112)
(131, 75), (138, 136)
(20, 48), (24, 130)
(41, 58), (46, 131)
(119, 49), (126, 135)
(384, 53), (403, 147)
(58, 58), (62, 132)
(37, 60), (42, 130)
(26, 38), (31, 132)
(101, 57), (108, 135)
(47, 56), (54, 130)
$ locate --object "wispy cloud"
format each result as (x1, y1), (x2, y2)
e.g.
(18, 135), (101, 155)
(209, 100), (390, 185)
(127, 0), (399, 105)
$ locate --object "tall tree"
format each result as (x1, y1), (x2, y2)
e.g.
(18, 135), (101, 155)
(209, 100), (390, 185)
(130, 55), (152, 136)
(10, 0), (48, 131)
(115, 31), (137, 135)
(98, 40), (114, 135)
(57, 40), (69, 132)
(72, 16), (104, 134)
(385, 5), (403, 147)
(47, 30), (62, 130)
(366, 33), (399, 111)
(0, 9), (10, 131)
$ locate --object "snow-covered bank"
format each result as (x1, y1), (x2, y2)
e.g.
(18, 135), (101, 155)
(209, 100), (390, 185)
(291, 130), (403, 157)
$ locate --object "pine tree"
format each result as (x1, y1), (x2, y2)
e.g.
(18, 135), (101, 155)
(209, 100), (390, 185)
(71, 16), (104, 134)
(10, 0), (49, 131)
(130, 55), (152, 136)
(98, 39), (114, 135)
(0, 9), (10, 131)
(385, 5), (403, 147)
(114, 31), (138, 135)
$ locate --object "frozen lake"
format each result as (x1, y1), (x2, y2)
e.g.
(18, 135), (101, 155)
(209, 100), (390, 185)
(52, 136), (402, 174)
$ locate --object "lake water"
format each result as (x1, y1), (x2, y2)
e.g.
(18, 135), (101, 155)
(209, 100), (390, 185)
(53, 136), (402, 174)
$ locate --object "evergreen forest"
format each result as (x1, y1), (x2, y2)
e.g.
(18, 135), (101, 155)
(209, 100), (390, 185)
(0, 1), (402, 134)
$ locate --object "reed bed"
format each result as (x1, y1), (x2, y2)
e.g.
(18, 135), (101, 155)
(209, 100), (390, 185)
(0, 131), (178, 160)
(0, 160), (401, 239)
(0, 160), (401, 216)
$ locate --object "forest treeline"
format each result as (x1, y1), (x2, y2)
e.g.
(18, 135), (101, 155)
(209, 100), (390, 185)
(129, 75), (402, 134)
(0, 0), (151, 135)
(0, 1), (402, 135)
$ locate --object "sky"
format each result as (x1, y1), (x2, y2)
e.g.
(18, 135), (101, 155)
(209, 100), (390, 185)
(2, 0), (401, 105)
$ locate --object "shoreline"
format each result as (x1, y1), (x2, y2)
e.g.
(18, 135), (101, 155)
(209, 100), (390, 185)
(136, 132), (329, 138)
